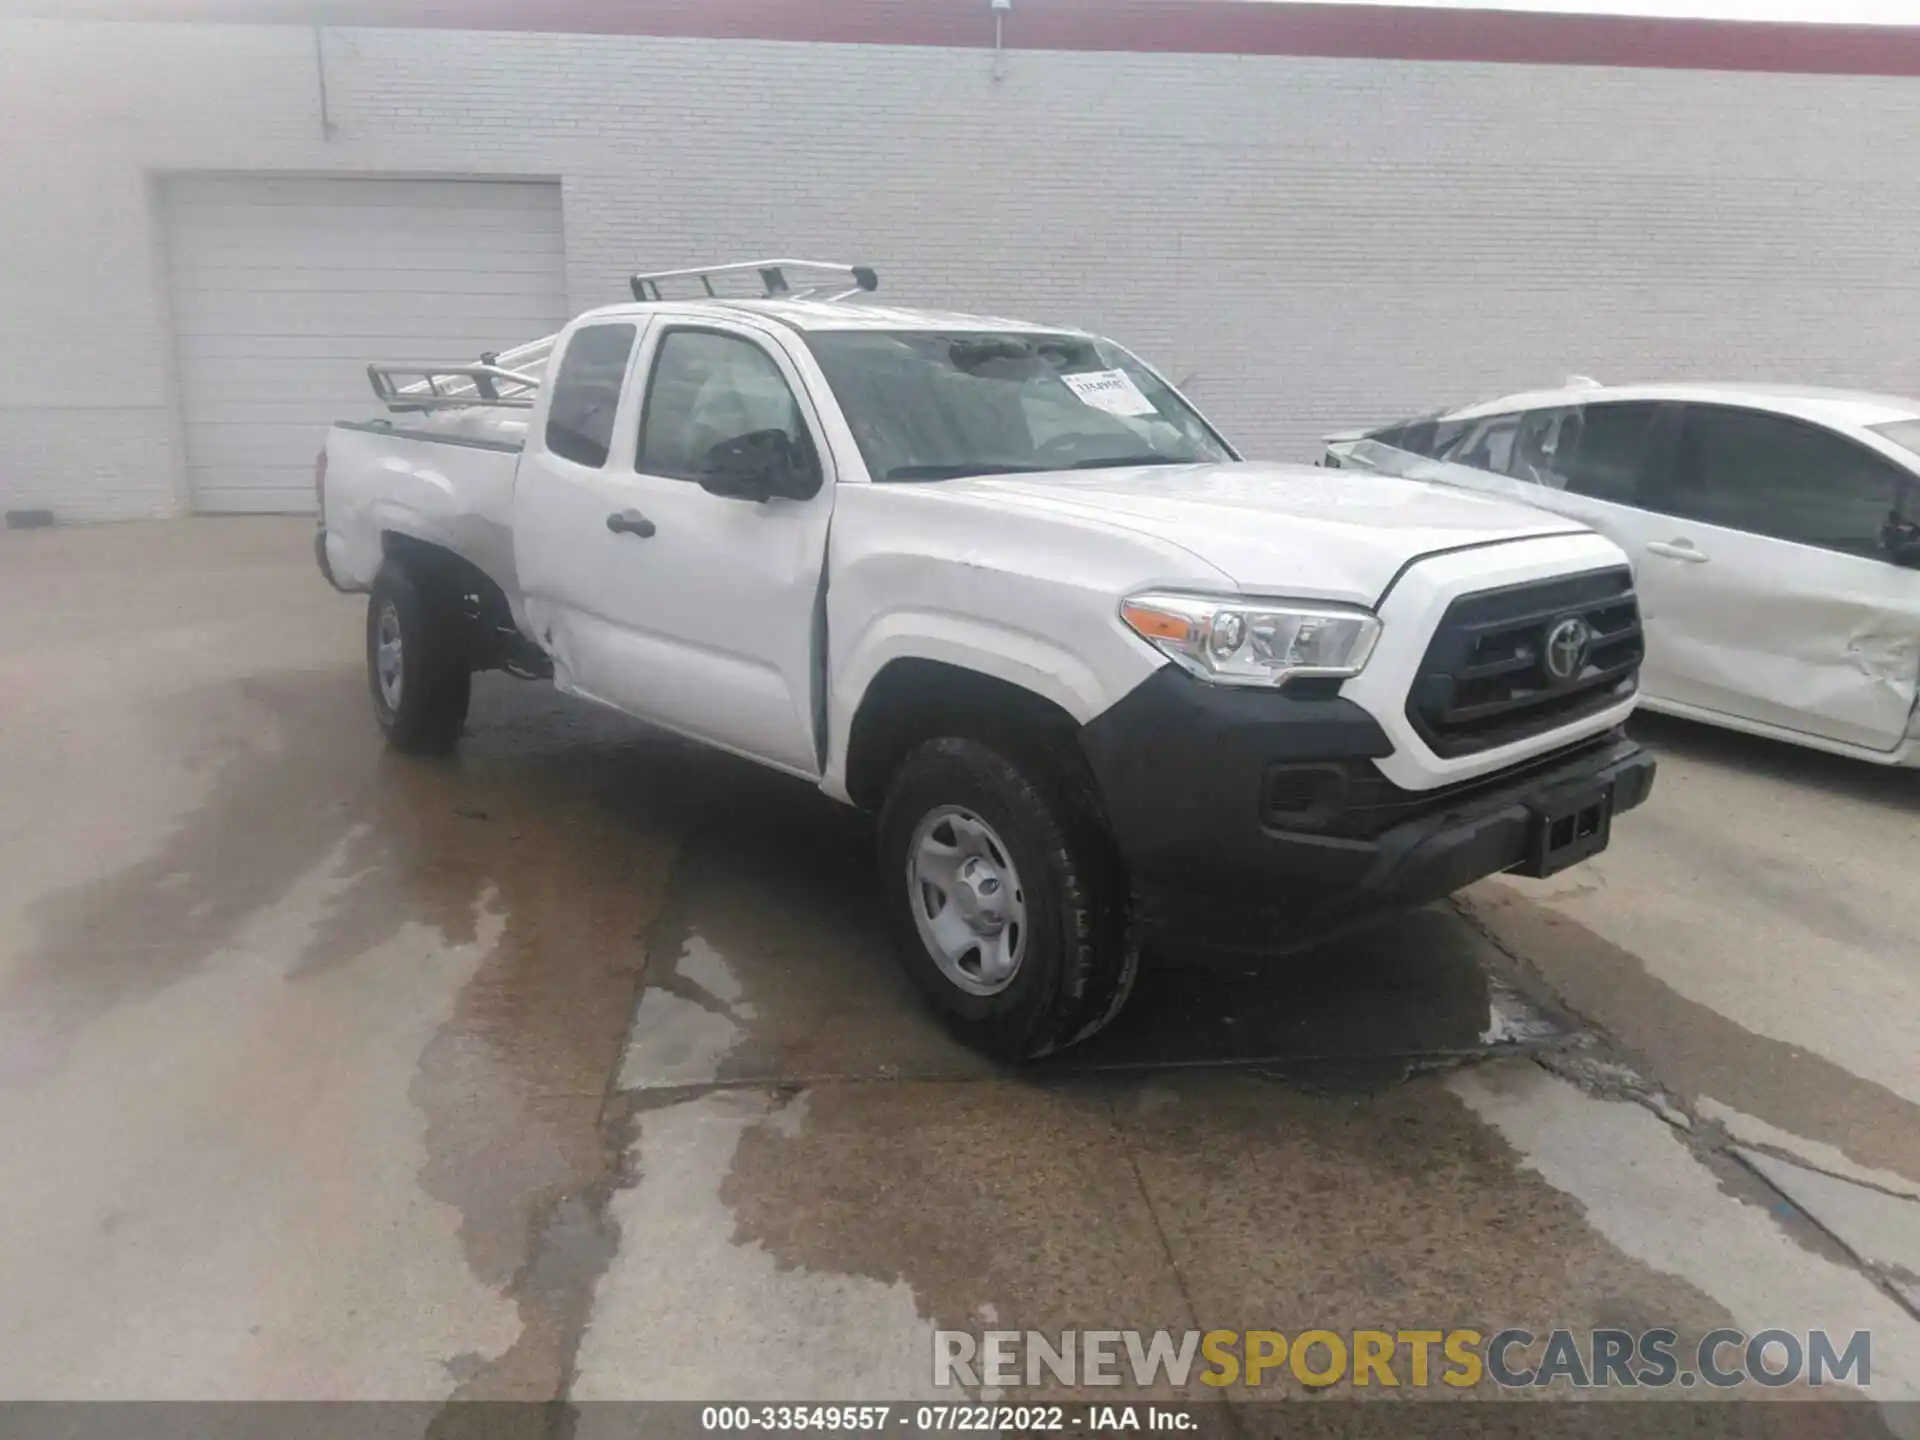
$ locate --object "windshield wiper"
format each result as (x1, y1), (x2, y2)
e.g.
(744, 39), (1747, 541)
(883, 463), (1044, 481)
(1068, 454), (1193, 470)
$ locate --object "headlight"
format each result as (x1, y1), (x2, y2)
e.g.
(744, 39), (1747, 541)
(1120, 591), (1381, 687)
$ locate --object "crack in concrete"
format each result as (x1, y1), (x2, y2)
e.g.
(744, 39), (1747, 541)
(1101, 1090), (1251, 1440)
(605, 1038), (1566, 1103)
(1449, 898), (1920, 1326)
(1727, 1142), (1920, 1208)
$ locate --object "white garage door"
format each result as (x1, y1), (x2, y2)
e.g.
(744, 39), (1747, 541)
(163, 177), (568, 513)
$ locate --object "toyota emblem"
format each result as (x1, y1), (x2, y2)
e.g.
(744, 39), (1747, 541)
(1543, 616), (1593, 683)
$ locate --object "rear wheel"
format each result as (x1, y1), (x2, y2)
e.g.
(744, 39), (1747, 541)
(877, 737), (1137, 1060)
(367, 561), (471, 754)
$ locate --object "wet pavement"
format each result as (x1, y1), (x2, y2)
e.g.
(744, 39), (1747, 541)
(1, 519), (1917, 1433)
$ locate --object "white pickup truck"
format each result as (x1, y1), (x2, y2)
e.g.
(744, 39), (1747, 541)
(316, 259), (1656, 1058)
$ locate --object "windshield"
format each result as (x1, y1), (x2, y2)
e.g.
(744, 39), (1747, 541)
(803, 330), (1235, 481)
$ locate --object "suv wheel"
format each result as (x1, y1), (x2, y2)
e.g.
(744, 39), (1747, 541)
(367, 560), (471, 754)
(877, 737), (1138, 1060)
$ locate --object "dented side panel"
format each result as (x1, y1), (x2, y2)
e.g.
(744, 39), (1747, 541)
(1630, 517), (1920, 754)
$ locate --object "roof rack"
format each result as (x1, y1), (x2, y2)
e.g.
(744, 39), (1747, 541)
(366, 335), (556, 412)
(629, 258), (879, 304)
(361, 259), (883, 412)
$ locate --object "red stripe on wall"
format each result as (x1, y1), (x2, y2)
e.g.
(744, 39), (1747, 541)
(8, 0), (1920, 79)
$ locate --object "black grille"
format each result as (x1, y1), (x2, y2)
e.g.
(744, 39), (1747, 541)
(1406, 567), (1643, 758)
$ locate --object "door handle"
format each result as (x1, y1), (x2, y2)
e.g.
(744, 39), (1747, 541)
(606, 510), (656, 538)
(1645, 539), (1708, 564)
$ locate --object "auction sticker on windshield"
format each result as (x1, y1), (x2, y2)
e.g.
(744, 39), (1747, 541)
(1061, 369), (1158, 417)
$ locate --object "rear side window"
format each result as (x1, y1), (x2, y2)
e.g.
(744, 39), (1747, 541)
(545, 323), (636, 468)
(1662, 405), (1906, 557)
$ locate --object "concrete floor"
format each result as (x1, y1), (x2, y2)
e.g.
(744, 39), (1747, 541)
(1, 518), (1917, 1432)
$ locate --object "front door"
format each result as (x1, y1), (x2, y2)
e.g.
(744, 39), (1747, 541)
(514, 316), (836, 775)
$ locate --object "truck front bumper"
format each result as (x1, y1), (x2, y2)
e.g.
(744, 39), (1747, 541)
(1079, 667), (1655, 957)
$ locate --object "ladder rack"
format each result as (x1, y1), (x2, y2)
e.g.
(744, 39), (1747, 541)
(365, 335), (555, 413)
(630, 258), (878, 303)
(362, 261), (881, 412)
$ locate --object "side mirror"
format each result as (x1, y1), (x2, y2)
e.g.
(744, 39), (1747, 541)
(697, 429), (819, 502)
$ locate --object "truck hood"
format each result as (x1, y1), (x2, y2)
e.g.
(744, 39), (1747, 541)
(931, 461), (1588, 603)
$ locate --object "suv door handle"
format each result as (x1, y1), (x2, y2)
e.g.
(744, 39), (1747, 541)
(1645, 539), (1708, 564)
(607, 510), (656, 538)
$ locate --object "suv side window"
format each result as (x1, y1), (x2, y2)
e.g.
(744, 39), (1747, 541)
(638, 329), (815, 487)
(1663, 405), (1905, 557)
(544, 323), (636, 468)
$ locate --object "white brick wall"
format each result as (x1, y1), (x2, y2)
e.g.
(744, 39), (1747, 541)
(7, 17), (1920, 519)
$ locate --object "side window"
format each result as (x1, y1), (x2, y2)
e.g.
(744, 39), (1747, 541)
(1427, 418), (1470, 458)
(1442, 413), (1520, 474)
(544, 323), (636, 468)
(1665, 406), (1903, 557)
(1390, 418), (1443, 457)
(1560, 402), (1657, 502)
(638, 330), (813, 483)
(1509, 408), (1575, 488)
(1363, 416), (1466, 458)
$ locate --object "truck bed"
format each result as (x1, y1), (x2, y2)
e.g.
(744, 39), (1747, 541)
(319, 407), (529, 605)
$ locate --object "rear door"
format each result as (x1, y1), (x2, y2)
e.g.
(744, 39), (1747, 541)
(1624, 403), (1920, 752)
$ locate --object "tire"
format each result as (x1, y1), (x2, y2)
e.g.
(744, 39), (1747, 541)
(366, 560), (472, 754)
(877, 736), (1138, 1061)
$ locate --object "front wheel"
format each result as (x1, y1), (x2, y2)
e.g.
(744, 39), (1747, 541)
(877, 737), (1138, 1060)
(366, 561), (471, 754)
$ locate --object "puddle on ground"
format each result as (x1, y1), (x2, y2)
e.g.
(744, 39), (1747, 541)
(5, 668), (753, 1400)
(0, 672), (375, 1086)
(1070, 909), (1570, 1074)
(613, 761), (1574, 1089)
(1455, 1062), (1920, 1419)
